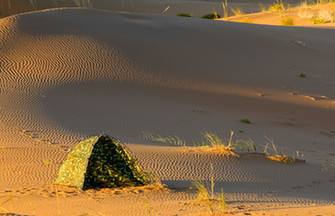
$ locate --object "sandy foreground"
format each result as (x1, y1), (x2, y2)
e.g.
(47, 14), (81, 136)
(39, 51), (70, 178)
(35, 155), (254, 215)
(1, 0), (335, 215)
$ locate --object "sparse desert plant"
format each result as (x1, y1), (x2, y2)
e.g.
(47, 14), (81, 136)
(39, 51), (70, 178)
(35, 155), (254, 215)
(299, 73), (307, 78)
(219, 188), (227, 213)
(161, 5), (170, 14)
(311, 17), (327, 23)
(191, 180), (214, 213)
(269, 3), (285, 12)
(298, 8), (314, 18)
(239, 138), (257, 152)
(281, 17), (294, 25)
(201, 130), (238, 156)
(259, 3), (266, 12)
(286, 3), (292, 9)
(177, 13), (192, 17)
(29, 0), (37, 10)
(231, 7), (244, 16)
(202, 13), (221, 19)
(140, 198), (151, 216)
(146, 172), (166, 189)
(263, 136), (304, 163)
(241, 118), (251, 124)
(0, 194), (36, 215)
(192, 180), (210, 200)
(241, 18), (253, 23)
(316, 9), (334, 22)
(142, 131), (186, 146)
(222, 0), (229, 19)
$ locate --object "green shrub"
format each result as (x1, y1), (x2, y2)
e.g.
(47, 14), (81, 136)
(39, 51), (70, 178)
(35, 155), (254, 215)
(241, 118), (251, 124)
(177, 13), (192, 17)
(202, 13), (221, 19)
(299, 73), (307, 78)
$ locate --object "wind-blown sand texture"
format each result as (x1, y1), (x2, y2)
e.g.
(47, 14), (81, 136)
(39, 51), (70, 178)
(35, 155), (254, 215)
(1, 3), (335, 216)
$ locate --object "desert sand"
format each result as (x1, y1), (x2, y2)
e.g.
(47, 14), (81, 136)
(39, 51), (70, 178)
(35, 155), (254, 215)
(0, 0), (335, 215)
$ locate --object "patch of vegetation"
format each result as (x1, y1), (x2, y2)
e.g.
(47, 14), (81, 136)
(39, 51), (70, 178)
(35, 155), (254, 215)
(241, 118), (251, 124)
(311, 17), (327, 23)
(143, 131), (186, 146)
(269, 3), (285, 12)
(143, 130), (304, 163)
(202, 13), (221, 19)
(0, 194), (36, 215)
(231, 7), (244, 16)
(263, 136), (304, 163)
(281, 17), (294, 25)
(200, 131), (239, 156)
(191, 174), (228, 214)
(241, 18), (253, 23)
(177, 13), (192, 17)
(259, 3), (266, 12)
(222, 0), (229, 19)
(299, 73), (307, 78)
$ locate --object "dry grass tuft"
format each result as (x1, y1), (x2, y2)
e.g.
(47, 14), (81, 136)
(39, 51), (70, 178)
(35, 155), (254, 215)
(281, 17), (294, 25)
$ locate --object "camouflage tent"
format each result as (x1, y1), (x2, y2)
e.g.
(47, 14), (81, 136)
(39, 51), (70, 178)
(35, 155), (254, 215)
(54, 134), (147, 190)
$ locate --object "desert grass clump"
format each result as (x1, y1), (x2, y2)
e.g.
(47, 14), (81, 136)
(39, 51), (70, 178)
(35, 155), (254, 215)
(191, 179), (228, 214)
(146, 173), (166, 189)
(0, 194), (36, 215)
(201, 131), (239, 156)
(259, 3), (267, 12)
(269, 3), (285, 12)
(202, 12), (221, 19)
(281, 17), (295, 25)
(231, 7), (244, 16)
(241, 18), (253, 23)
(263, 136), (304, 163)
(191, 181), (214, 213)
(143, 131), (186, 146)
(177, 13), (192, 17)
(298, 8), (314, 18)
(222, 0), (229, 19)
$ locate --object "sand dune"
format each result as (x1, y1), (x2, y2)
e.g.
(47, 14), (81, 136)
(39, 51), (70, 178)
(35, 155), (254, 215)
(0, 7), (335, 215)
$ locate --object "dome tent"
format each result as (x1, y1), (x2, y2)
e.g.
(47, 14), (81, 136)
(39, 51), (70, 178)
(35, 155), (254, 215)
(54, 134), (147, 190)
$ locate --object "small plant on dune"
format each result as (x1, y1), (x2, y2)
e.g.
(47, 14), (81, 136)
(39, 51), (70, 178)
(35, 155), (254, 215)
(29, 0), (37, 10)
(281, 17), (295, 25)
(239, 138), (257, 152)
(263, 136), (304, 163)
(222, 0), (229, 19)
(202, 12), (221, 19)
(299, 73), (307, 78)
(259, 3), (267, 12)
(231, 7), (244, 16)
(177, 13), (192, 17)
(0, 194), (36, 215)
(191, 180), (214, 213)
(241, 118), (251, 124)
(161, 5), (170, 14)
(202, 130), (239, 156)
(146, 172), (166, 189)
(140, 197), (151, 216)
(241, 18), (253, 23)
(219, 188), (227, 213)
(143, 131), (186, 146)
(269, 3), (285, 12)
(298, 8), (314, 19)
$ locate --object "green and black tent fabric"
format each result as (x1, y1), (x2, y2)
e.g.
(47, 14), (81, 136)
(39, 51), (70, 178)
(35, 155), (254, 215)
(54, 134), (147, 190)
